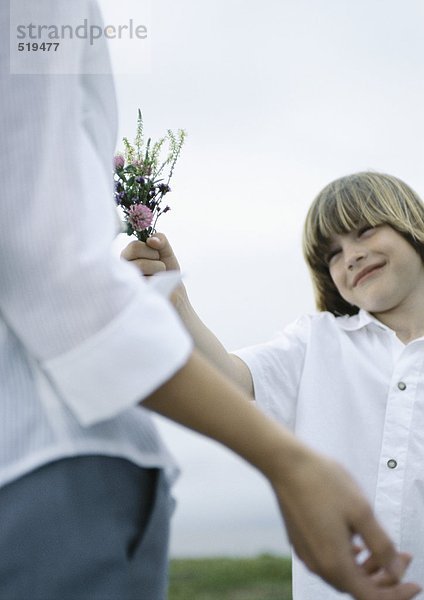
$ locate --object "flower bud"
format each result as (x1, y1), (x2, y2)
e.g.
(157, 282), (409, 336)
(113, 154), (125, 170)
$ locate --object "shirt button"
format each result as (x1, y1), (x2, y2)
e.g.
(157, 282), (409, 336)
(397, 381), (407, 391)
(387, 459), (398, 469)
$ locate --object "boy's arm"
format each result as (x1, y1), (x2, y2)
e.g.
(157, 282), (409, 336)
(121, 234), (254, 394)
(144, 349), (420, 600)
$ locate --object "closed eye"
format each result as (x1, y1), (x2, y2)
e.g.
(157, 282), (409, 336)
(358, 225), (375, 237)
(326, 247), (341, 264)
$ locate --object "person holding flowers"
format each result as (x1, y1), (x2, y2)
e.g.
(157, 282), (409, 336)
(122, 171), (424, 599)
(0, 0), (420, 598)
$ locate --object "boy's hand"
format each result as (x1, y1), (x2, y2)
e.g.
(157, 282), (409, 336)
(121, 233), (180, 275)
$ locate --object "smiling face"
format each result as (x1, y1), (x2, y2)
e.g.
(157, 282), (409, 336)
(303, 172), (424, 317)
(327, 224), (424, 318)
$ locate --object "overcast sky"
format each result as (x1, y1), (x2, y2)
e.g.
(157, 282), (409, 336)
(105, 0), (424, 557)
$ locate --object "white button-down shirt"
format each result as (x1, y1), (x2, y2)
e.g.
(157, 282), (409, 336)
(0, 1), (192, 488)
(235, 309), (424, 599)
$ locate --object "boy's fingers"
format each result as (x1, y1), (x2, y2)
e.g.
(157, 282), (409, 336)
(121, 240), (160, 261)
(133, 259), (166, 275)
(147, 232), (181, 271)
(147, 232), (174, 257)
(146, 235), (164, 249)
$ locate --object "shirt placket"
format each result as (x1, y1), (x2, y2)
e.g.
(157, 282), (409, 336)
(373, 342), (419, 546)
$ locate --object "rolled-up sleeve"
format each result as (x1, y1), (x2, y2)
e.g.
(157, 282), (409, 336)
(0, 1), (192, 426)
(43, 287), (193, 426)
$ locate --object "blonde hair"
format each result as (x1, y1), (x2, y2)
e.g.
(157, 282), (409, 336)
(302, 172), (424, 316)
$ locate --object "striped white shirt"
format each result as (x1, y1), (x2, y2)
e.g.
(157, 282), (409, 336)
(0, 1), (192, 488)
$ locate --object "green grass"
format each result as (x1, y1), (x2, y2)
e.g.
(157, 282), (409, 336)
(169, 555), (292, 600)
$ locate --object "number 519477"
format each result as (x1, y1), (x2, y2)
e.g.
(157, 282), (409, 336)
(18, 42), (60, 51)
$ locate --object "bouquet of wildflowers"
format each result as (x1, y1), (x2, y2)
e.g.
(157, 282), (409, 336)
(114, 110), (186, 242)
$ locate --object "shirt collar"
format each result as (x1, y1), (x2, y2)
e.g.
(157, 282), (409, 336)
(336, 309), (391, 333)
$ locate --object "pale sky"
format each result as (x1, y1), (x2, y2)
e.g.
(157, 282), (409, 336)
(106, 0), (424, 556)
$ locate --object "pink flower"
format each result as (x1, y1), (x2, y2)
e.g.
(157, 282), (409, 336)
(127, 204), (153, 231)
(113, 154), (125, 170)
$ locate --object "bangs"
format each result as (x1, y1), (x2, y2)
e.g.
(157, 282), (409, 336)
(312, 187), (378, 240)
(302, 172), (423, 273)
(303, 177), (384, 272)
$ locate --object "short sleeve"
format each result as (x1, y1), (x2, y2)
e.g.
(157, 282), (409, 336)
(233, 315), (311, 429)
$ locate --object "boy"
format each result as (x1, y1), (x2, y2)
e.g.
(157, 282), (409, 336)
(123, 171), (424, 598)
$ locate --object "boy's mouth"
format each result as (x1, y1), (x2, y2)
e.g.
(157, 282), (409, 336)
(353, 262), (386, 287)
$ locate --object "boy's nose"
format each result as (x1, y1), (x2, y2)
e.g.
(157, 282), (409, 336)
(346, 247), (367, 270)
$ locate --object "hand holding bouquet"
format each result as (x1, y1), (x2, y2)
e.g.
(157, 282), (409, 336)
(114, 110), (186, 242)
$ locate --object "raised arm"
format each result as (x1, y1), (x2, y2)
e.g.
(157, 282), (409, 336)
(121, 234), (253, 394)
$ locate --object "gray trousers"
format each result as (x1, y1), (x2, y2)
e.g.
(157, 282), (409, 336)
(0, 456), (172, 600)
